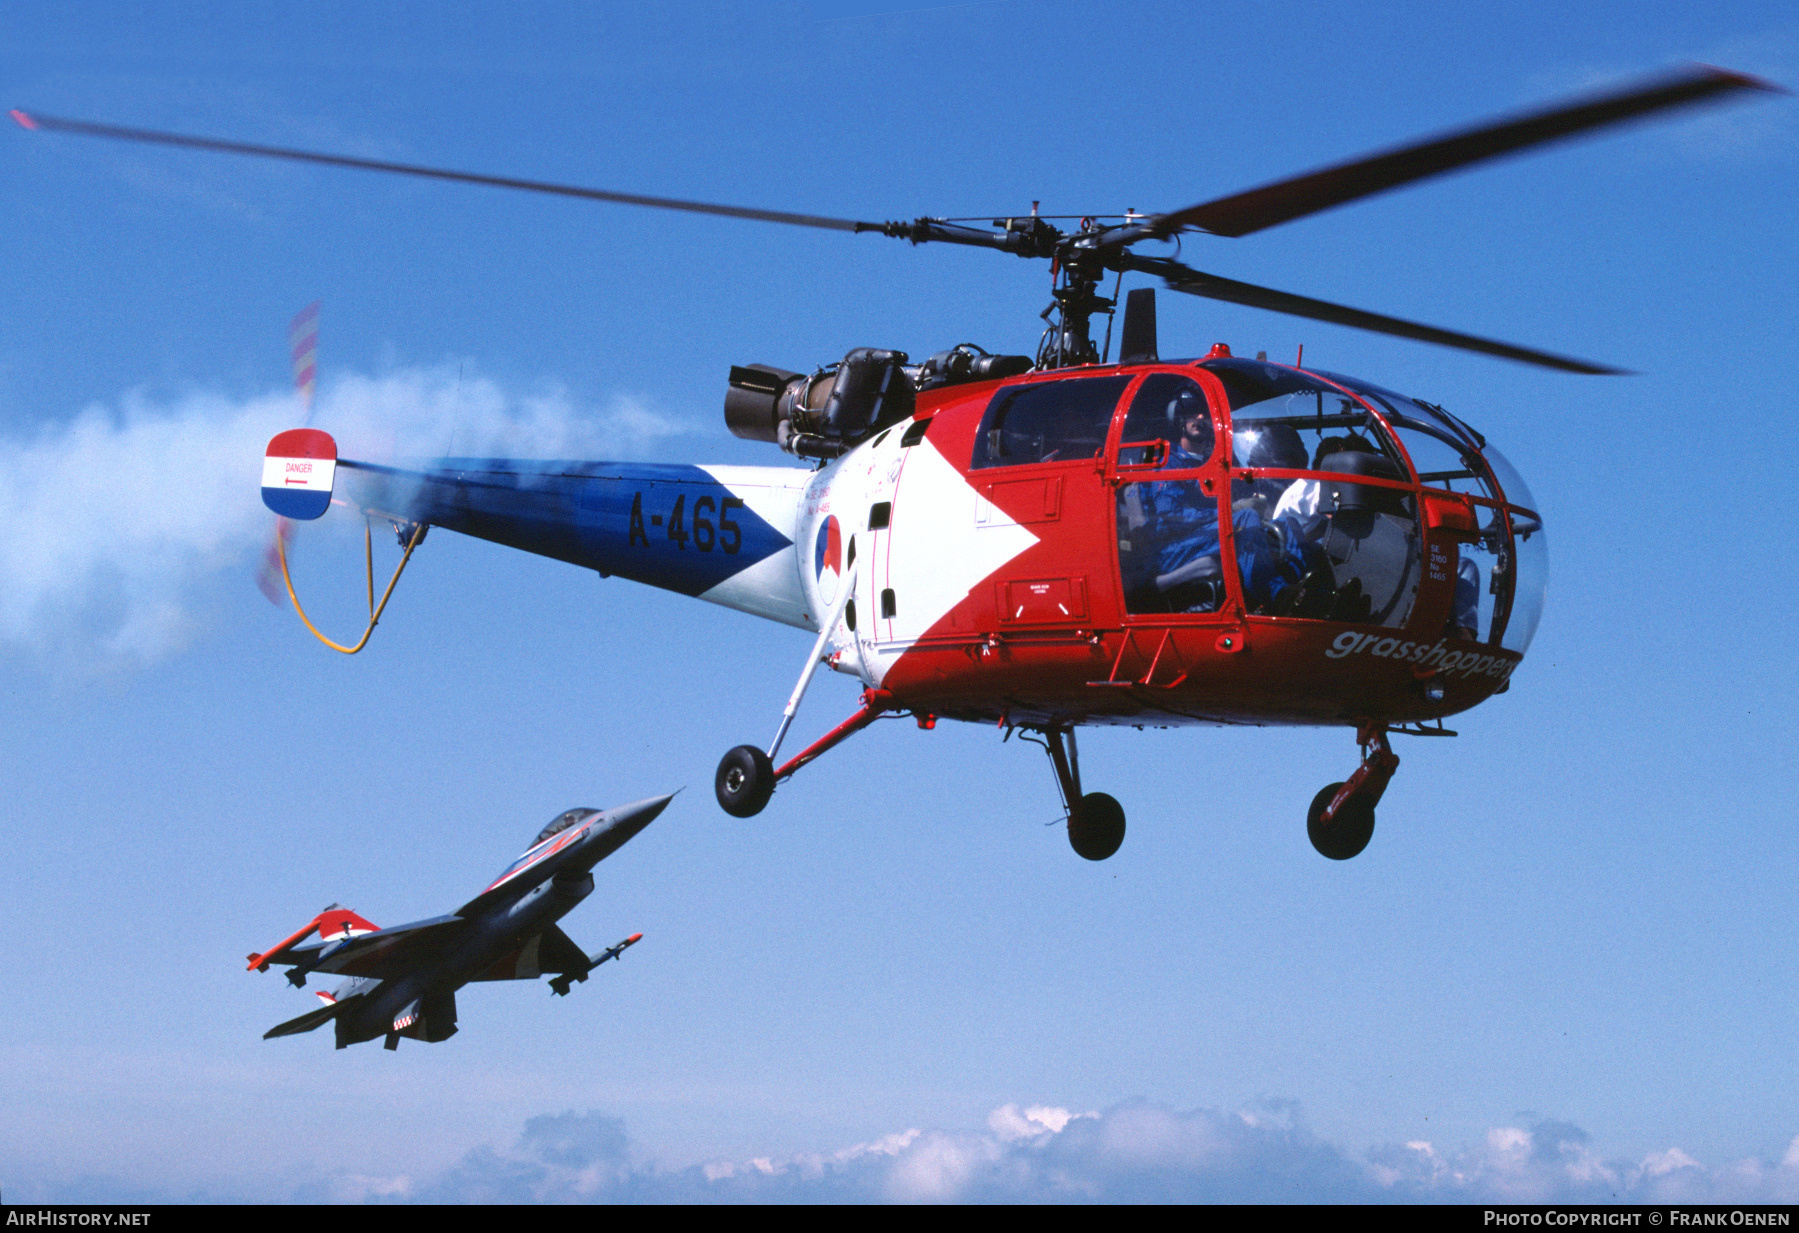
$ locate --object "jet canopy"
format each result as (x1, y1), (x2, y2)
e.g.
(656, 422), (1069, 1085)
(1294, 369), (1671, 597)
(534, 808), (600, 845)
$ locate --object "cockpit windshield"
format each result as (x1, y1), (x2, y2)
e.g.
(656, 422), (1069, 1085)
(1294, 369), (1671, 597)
(1165, 357), (1547, 654)
(1316, 371), (1546, 653)
(534, 808), (599, 845)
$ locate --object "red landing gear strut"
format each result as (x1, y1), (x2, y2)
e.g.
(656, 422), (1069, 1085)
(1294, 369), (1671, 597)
(714, 688), (895, 818)
(1306, 722), (1400, 861)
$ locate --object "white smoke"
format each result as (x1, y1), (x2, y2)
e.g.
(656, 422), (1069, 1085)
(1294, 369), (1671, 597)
(0, 366), (689, 667)
(320, 367), (687, 464)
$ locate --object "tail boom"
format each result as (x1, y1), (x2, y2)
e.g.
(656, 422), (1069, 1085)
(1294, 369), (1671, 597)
(339, 458), (812, 627)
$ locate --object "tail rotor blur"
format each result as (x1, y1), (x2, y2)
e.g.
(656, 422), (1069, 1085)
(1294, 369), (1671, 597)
(256, 302), (322, 604)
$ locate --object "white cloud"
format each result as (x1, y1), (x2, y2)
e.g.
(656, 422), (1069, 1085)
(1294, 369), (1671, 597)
(883, 1130), (1006, 1203)
(987, 1103), (1083, 1142)
(36, 1100), (1799, 1205)
(325, 1101), (1799, 1205)
(0, 387), (289, 663)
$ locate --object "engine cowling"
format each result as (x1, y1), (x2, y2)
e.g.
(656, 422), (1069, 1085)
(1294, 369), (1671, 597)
(725, 348), (914, 459)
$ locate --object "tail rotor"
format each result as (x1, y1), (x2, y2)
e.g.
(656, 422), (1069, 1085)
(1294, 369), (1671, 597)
(255, 302), (322, 604)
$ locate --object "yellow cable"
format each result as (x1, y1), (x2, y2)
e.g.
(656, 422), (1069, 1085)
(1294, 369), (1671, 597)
(278, 516), (426, 654)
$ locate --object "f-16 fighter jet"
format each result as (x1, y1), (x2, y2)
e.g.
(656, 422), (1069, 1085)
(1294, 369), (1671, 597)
(247, 793), (671, 1049)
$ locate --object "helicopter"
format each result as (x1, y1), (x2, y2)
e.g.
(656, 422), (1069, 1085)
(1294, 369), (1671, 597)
(17, 65), (1782, 862)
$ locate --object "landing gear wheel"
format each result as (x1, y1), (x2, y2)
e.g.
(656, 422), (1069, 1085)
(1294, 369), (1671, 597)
(1307, 782), (1375, 860)
(716, 745), (775, 818)
(1067, 791), (1126, 861)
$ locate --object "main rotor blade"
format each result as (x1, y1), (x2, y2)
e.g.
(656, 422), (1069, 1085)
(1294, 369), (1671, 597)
(9, 110), (873, 234)
(1129, 254), (1623, 373)
(1154, 65), (1781, 239)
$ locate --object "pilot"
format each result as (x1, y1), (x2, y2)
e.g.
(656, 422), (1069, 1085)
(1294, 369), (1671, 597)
(1136, 389), (1315, 613)
(1163, 386), (1213, 467)
(1119, 387), (1219, 610)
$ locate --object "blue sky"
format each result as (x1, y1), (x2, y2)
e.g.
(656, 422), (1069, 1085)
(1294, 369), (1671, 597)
(2, 0), (1796, 1204)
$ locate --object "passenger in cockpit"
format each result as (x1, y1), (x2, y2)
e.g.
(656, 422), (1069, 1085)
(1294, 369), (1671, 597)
(1233, 422), (1307, 520)
(1452, 554), (1481, 640)
(1271, 433), (1380, 522)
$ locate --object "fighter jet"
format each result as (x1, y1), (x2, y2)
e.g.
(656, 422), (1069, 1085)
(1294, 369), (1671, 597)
(247, 793), (672, 1049)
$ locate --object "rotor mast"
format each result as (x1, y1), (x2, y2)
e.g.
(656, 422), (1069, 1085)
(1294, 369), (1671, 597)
(860, 210), (1124, 368)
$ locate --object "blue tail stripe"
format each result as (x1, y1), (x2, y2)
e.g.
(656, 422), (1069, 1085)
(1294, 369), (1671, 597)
(339, 459), (791, 597)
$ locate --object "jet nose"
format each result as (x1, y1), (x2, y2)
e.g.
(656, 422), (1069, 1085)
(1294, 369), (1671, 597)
(581, 791), (678, 860)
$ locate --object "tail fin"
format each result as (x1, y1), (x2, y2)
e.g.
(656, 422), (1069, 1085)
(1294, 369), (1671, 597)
(264, 995), (350, 1040)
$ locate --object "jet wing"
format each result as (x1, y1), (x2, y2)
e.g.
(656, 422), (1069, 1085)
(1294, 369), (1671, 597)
(274, 914), (471, 981)
(469, 924), (589, 982)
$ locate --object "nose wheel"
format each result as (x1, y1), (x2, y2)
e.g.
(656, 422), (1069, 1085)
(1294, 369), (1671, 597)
(1068, 791), (1126, 861)
(1307, 783), (1375, 859)
(1306, 724), (1398, 860)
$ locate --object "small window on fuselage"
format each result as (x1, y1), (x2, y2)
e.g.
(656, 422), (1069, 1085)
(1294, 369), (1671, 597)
(971, 376), (1131, 469)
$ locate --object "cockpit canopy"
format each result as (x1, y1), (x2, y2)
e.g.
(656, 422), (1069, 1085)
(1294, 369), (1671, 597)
(534, 807), (600, 845)
(973, 356), (1546, 655)
(1205, 357), (1544, 653)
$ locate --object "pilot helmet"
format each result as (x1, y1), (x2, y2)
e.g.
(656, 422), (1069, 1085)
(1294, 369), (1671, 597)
(1167, 387), (1209, 436)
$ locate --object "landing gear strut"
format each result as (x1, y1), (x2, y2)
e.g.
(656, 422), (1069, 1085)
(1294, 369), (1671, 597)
(1307, 723), (1399, 860)
(714, 688), (895, 817)
(715, 560), (870, 818)
(1030, 725), (1125, 861)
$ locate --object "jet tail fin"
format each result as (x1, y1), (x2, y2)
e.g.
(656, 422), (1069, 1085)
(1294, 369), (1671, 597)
(263, 993), (348, 1040)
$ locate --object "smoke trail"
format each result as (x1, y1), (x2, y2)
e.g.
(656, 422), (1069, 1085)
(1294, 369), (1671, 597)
(323, 366), (688, 463)
(0, 366), (689, 666)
